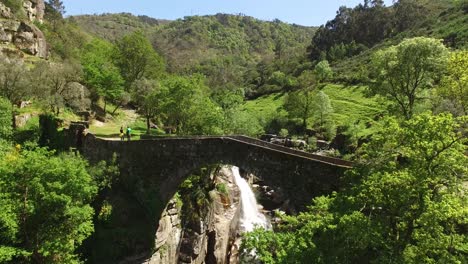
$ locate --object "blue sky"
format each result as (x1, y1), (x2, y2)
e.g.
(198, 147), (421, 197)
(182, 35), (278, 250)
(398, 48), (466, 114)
(62, 0), (394, 26)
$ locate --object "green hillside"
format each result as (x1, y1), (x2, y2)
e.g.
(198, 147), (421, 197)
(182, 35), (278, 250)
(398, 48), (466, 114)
(242, 84), (386, 136)
(72, 13), (316, 95)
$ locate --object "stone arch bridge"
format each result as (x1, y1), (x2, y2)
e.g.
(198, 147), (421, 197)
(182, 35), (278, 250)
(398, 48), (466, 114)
(78, 134), (353, 262)
(82, 134), (352, 214)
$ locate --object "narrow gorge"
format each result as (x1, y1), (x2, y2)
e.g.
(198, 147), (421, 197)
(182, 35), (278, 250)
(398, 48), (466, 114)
(145, 165), (274, 264)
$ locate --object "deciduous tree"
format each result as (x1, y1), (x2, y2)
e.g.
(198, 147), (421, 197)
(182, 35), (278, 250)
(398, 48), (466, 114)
(312, 90), (334, 139)
(314, 60), (333, 83)
(371, 37), (448, 119)
(32, 61), (82, 115)
(132, 78), (167, 134)
(114, 31), (165, 90)
(0, 146), (97, 263)
(437, 50), (468, 116)
(0, 56), (28, 109)
(284, 88), (315, 130)
(81, 39), (124, 113)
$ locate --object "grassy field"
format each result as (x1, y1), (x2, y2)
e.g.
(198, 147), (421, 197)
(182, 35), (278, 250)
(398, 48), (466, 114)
(242, 84), (387, 136)
(88, 108), (165, 139)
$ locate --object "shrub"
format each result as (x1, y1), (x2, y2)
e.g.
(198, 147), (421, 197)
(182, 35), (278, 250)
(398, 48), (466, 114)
(279, 128), (289, 137)
(0, 97), (12, 140)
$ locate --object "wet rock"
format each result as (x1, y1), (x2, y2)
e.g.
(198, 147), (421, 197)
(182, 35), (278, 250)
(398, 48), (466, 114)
(145, 197), (183, 264)
(167, 208), (178, 216)
(154, 215), (171, 250)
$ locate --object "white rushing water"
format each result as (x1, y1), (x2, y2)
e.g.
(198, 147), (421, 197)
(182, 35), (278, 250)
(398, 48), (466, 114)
(231, 166), (271, 233)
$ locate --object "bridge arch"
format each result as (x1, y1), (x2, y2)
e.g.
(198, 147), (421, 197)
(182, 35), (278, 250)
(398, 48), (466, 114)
(82, 134), (351, 214)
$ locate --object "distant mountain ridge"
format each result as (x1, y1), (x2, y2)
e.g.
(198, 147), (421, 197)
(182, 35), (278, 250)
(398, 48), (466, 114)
(71, 13), (316, 86)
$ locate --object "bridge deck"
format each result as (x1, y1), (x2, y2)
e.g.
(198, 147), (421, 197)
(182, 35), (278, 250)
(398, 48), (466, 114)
(102, 135), (353, 168)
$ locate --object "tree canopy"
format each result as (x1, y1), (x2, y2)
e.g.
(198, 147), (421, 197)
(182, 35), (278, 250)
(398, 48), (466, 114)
(114, 31), (165, 90)
(0, 146), (97, 263)
(371, 37), (448, 119)
(81, 38), (124, 112)
(242, 112), (467, 264)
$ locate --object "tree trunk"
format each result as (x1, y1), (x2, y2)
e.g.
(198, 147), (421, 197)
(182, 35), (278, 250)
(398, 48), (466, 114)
(146, 115), (150, 134)
(103, 100), (107, 113)
(111, 103), (121, 115)
(11, 103), (16, 130)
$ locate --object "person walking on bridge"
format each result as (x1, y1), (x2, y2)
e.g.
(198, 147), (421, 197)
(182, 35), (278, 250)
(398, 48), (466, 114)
(120, 126), (125, 141)
(126, 126), (132, 141)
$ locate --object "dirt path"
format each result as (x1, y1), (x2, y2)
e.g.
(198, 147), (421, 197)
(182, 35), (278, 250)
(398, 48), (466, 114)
(88, 108), (140, 139)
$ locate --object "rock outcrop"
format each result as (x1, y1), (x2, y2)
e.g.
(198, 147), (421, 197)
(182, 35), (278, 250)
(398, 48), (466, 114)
(145, 199), (182, 264)
(145, 166), (241, 264)
(0, 0), (48, 58)
(23, 0), (45, 22)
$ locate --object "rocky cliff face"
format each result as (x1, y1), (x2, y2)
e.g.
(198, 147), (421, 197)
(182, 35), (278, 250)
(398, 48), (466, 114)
(145, 166), (241, 264)
(23, 0), (45, 22)
(0, 0), (48, 58)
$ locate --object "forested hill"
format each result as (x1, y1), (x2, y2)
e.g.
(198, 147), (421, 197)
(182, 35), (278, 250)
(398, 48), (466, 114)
(314, 0), (467, 81)
(71, 13), (316, 93)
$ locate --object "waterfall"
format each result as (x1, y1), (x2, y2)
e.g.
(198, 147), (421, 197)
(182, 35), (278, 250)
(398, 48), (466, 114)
(231, 166), (271, 233)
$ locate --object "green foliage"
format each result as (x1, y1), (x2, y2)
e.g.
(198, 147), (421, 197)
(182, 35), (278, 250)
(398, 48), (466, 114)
(0, 146), (97, 263)
(371, 37), (449, 119)
(0, 97), (12, 139)
(211, 88), (263, 135)
(160, 75), (223, 135)
(225, 109), (264, 136)
(32, 61), (83, 116)
(308, 0), (453, 61)
(87, 153), (119, 191)
(47, 0), (65, 17)
(284, 88), (315, 129)
(216, 183), (228, 195)
(178, 167), (217, 224)
(278, 128), (288, 137)
(312, 91), (333, 128)
(314, 60), (333, 82)
(243, 113), (467, 263)
(0, 56), (29, 107)
(114, 31), (165, 89)
(40, 13), (91, 60)
(81, 38), (124, 111)
(131, 78), (167, 133)
(436, 50), (468, 116)
(72, 13), (316, 97)
(97, 200), (113, 223)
